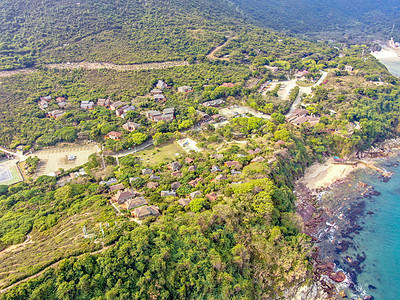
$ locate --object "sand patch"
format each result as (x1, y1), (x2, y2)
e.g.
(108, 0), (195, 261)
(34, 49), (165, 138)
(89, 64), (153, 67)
(300, 159), (364, 190)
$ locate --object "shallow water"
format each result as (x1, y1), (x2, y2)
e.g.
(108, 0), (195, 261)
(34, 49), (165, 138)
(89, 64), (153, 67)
(316, 158), (400, 299)
(376, 56), (400, 77)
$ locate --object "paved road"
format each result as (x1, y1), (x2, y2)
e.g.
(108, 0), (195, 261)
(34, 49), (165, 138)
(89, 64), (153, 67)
(112, 139), (154, 158)
(0, 147), (27, 160)
(287, 71), (328, 116)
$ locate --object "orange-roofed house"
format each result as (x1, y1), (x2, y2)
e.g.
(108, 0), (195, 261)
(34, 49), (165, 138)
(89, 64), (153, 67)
(105, 131), (122, 140)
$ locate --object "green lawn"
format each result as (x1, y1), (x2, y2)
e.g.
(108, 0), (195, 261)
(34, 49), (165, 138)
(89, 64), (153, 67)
(296, 80), (314, 87)
(136, 142), (184, 167)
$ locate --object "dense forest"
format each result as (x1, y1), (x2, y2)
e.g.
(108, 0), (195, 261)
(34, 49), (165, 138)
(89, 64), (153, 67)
(0, 0), (242, 70)
(0, 0), (397, 70)
(230, 0), (400, 39)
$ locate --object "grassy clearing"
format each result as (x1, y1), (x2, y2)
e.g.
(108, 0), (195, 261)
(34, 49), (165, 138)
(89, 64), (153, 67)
(0, 200), (117, 289)
(296, 80), (314, 87)
(135, 142), (185, 167)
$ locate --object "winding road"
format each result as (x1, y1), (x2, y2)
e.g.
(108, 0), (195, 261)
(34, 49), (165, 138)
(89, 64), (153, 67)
(207, 34), (237, 61)
(286, 71), (329, 116)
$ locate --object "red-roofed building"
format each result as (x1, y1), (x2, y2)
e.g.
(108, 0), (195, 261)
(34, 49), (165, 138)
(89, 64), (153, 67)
(122, 122), (140, 132)
(214, 174), (228, 181)
(120, 197), (147, 210)
(171, 171), (182, 177)
(110, 183), (124, 192)
(188, 165), (197, 172)
(105, 131), (122, 140)
(221, 82), (235, 88)
(178, 198), (192, 207)
(147, 182), (159, 189)
(168, 162), (181, 171)
(112, 190), (135, 204)
(185, 157), (194, 164)
(251, 156), (265, 163)
(189, 178), (204, 187)
(206, 192), (218, 202)
(132, 205), (160, 219)
(225, 161), (242, 169)
(248, 148), (262, 155)
(97, 98), (112, 108)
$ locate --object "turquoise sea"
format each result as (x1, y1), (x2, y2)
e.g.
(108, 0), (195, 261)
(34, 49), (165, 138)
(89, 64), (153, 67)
(378, 55), (400, 77)
(354, 163), (400, 300)
(367, 55), (400, 299)
(316, 157), (400, 300)
(325, 51), (400, 300)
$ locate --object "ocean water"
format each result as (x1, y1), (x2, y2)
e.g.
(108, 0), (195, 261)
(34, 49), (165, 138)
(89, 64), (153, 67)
(316, 158), (400, 299)
(378, 56), (400, 77)
(352, 161), (400, 299)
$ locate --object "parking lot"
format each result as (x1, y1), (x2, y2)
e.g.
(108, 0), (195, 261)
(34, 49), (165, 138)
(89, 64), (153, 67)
(32, 145), (100, 176)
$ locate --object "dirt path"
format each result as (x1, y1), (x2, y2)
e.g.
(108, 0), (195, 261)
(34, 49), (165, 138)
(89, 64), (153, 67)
(0, 235), (32, 259)
(0, 244), (114, 294)
(0, 60), (189, 78)
(216, 140), (248, 153)
(207, 34), (237, 61)
(0, 69), (35, 78)
(45, 60), (189, 71)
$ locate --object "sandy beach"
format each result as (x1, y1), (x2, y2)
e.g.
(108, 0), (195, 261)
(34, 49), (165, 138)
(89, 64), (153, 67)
(299, 159), (364, 190)
(371, 46), (399, 59)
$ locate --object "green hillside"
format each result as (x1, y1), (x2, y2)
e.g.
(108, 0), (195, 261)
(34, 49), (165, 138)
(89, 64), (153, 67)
(1, 0), (397, 70)
(230, 0), (400, 39)
(0, 0), (242, 70)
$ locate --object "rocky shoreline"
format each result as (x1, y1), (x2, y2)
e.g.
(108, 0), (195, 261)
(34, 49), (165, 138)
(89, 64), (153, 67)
(296, 178), (383, 299)
(295, 144), (400, 299)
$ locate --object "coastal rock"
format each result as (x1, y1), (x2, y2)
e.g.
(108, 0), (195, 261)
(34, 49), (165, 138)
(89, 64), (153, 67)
(358, 181), (368, 188)
(282, 281), (329, 300)
(369, 190), (381, 196)
(335, 240), (351, 253)
(316, 262), (335, 271)
(329, 271), (346, 282)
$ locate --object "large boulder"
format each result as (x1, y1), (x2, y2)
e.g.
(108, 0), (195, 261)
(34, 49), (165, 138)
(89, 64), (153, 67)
(329, 271), (346, 282)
